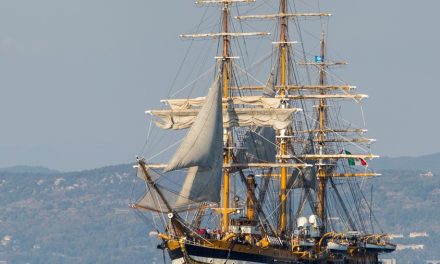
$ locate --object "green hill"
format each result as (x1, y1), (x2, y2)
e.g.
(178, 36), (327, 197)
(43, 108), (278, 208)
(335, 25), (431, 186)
(0, 154), (439, 263)
(0, 164), (162, 263)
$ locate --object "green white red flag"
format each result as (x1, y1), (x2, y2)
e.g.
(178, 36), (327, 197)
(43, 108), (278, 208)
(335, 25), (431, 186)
(344, 150), (368, 167)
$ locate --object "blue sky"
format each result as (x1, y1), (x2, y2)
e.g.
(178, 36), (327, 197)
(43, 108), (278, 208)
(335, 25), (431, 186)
(1, 0), (439, 171)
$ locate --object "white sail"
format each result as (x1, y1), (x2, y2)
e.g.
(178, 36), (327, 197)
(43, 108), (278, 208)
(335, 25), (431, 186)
(164, 74), (223, 172)
(175, 166), (222, 206)
(135, 165), (193, 212)
(150, 73), (296, 130)
(136, 78), (224, 209)
(150, 107), (298, 130)
(164, 96), (282, 110)
(163, 76), (224, 205)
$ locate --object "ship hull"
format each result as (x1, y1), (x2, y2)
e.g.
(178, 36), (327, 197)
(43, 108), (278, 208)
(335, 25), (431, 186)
(168, 243), (284, 264)
(166, 240), (380, 264)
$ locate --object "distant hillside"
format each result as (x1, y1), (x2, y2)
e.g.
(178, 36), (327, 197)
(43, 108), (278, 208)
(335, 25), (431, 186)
(365, 169), (440, 263)
(0, 158), (439, 263)
(0, 166), (59, 174)
(0, 164), (162, 264)
(371, 152), (440, 172)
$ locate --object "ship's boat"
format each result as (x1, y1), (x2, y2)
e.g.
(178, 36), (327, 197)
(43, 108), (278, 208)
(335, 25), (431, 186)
(130, 0), (396, 263)
(327, 241), (349, 252)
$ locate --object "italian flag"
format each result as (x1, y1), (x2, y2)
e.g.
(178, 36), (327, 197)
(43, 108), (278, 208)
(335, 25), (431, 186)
(344, 150), (368, 167)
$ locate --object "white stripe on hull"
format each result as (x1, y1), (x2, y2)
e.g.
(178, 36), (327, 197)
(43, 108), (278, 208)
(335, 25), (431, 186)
(190, 255), (262, 264)
(171, 253), (378, 264)
(171, 255), (262, 264)
(171, 257), (186, 264)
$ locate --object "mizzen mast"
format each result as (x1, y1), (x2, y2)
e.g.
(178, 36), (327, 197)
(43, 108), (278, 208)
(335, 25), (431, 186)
(316, 32), (328, 228)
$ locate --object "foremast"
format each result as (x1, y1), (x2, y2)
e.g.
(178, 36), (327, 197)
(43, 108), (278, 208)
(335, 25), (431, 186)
(172, 0), (275, 233)
(190, 0), (261, 233)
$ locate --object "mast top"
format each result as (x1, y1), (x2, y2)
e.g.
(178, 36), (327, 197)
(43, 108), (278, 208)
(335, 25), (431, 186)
(236, 13), (331, 20)
(196, 0), (255, 4)
(180, 32), (270, 39)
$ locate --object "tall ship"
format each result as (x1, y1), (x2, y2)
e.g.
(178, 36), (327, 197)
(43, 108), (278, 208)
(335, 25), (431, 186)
(131, 0), (396, 263)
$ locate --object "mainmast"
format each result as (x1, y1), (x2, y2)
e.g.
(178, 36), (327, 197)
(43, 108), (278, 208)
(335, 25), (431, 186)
(221, 2), (232, 232)
(236, 0), (331, 235)
(235, 3), (382, 236)
(278, 0), (289, 234)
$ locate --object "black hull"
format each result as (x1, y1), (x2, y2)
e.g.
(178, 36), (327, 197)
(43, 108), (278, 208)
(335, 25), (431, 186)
(166, 242), (380, 264)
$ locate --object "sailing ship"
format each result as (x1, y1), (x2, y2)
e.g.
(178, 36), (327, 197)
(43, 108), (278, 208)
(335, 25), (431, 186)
(131, 0), (396, 263)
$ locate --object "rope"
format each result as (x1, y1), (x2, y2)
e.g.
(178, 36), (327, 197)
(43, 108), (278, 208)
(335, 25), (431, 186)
(146, 138), (183, 162)
(235, 64), (266, 86)
(140, 118), (153, 156)
(223, 239), (237, 264)
(162, 248), (166, 264)
(169, 64), (216, 98)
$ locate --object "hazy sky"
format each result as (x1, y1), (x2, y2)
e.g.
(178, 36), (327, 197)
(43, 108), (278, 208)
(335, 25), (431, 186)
(1, 1), (439, 171)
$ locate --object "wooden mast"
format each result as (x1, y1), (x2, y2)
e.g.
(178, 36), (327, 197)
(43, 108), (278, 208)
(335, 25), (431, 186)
(221, 2), (232, 232)
(316, 32), (327, 229)
(279, 0), (288, 234)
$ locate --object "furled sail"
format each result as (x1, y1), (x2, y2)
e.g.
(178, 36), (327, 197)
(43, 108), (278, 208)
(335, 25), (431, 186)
(164, 96), (282, 110)
(150, 72), (297, 130)
(150, 108), (298, 130)
(225, 105), (297, 130)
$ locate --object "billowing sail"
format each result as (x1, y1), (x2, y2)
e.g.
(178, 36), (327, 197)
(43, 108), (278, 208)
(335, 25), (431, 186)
(175, 166), (222, 206)
(165, 76), (223, 172)
(159, 76), (224, 206)
(135, 77), (224, 209)
(135, 165), (193, 212)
